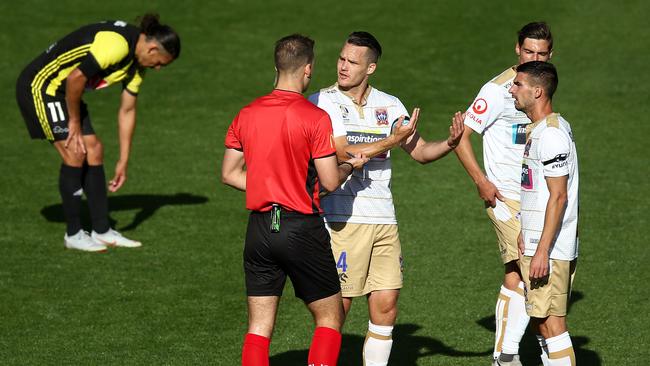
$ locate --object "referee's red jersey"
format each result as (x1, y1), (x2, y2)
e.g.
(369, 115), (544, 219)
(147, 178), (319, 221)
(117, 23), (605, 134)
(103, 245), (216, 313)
(225, 89), (336, 214)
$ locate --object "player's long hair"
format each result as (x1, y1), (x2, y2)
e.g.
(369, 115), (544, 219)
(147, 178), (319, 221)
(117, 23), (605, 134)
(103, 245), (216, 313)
(137, 13), (181, 59)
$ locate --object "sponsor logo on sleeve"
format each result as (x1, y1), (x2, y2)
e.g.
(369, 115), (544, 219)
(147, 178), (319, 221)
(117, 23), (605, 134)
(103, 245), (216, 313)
(472, 98), (488, 114)
(375, 108), (389, 126)
(543, 153), (569, 169)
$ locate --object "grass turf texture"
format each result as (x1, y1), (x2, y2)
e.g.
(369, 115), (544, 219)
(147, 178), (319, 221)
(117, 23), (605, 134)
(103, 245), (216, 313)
(1, 0), (648, 364)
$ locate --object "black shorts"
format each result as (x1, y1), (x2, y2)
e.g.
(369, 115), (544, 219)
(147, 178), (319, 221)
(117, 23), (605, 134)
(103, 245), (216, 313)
(16, 67), (94, 141)
(244, 209), (340, 304)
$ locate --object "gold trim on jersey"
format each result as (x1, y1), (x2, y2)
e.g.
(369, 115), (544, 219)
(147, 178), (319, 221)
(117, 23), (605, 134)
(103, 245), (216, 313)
(546, 113), (560, 128)
(30, 45), (91, 140)
(491, 66), (517, 86)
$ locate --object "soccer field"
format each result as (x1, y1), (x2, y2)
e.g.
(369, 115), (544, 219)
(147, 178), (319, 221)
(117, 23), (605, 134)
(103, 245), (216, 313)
(1, 0), (648, 365)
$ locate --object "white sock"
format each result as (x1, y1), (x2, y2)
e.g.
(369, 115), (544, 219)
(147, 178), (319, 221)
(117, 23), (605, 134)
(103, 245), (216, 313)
(501, 283), (530, 355)
(363, 321), (393, 366)
(546, 332), (575, 366)
(536, 334), (550, 366)
(494, 283), (530, 357)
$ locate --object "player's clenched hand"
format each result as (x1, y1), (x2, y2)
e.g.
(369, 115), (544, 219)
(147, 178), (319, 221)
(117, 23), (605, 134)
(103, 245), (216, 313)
(447, 111), (464, 149)
(529, 249), (549, 284)
(392, 107), (419, 143)
(109, 160), (127, 192)
(346, 152), (369, 169)
(477, 179), (505, 208)
(64, 121), (86, 155)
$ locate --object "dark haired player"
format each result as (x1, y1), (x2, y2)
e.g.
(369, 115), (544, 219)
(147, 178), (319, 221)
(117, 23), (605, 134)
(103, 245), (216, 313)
(510, 61), (578, 366)
(222, 34), (367, 366)
(309, 31), (463, 365)
(452, 22), (553, 366)
(16, 14), (180, 251)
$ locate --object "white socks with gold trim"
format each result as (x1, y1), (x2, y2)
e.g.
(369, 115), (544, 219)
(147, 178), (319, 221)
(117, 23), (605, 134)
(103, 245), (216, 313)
(495, 283), (530, 358)
(546, 332), (575, 366)
(363, 321), (393, 366)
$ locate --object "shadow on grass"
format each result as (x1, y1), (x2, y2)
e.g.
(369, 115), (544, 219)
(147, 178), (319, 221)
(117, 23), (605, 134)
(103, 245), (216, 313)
(476, 290), (601, 365)
(40, 193), (208, 231)
(270, 323), (491, 365)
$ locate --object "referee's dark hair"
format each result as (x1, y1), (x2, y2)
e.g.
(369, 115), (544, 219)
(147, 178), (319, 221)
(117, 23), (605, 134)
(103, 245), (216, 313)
(346, 31), (382, 63)
(138, 13), (181, 59)
(516, 61), (559, 99)
(274, 34), (315, 73)
(518, 21), (553, 51)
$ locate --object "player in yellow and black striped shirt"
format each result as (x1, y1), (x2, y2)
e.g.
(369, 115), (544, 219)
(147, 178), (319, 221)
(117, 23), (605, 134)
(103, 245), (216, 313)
(16, 14), (180, 251)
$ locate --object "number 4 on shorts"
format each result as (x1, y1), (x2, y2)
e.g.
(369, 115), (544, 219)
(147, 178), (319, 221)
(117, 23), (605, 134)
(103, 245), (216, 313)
(336, 251), (348, 272)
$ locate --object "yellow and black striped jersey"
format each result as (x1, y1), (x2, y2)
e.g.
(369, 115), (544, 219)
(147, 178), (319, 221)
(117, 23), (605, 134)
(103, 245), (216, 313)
(24, 20), (145, 97)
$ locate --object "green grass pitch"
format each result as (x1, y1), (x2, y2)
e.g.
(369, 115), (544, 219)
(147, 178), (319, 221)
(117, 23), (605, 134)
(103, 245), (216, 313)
(1, 0), (648, 364)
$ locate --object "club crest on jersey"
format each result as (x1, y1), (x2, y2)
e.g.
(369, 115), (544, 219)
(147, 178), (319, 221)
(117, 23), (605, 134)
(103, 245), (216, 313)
(339, 105), (350, 120)
(472, 98), (488, 115)
(375, 108), (389, 125)
(523, 139), (532, 157)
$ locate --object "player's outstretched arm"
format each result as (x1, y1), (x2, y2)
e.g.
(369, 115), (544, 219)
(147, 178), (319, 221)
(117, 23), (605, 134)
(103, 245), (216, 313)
(529, 175), (568, 281)
(453, 112), (504, 207)
(109, 90), (138, 192)
(221, 148), (247, 191)
(315, 153), (368, 192)
(335, 108), (420, 162)
(402, 110), (463, 164)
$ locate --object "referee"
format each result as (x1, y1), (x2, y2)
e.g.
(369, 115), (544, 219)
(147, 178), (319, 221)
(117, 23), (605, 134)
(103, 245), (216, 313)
(16, 14), (180, 251)
(222, 34), (367, 366)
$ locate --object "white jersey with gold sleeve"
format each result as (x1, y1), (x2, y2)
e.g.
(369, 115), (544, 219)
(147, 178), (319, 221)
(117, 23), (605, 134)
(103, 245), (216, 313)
(308, 84), (409, 224)
(520, 113), (579, 260)
(463, 67), (531, 201)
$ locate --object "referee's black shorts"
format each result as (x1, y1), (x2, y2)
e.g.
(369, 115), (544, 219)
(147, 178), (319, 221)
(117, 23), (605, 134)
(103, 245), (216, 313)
(16, 66), (94, 141)
(244, 209), (340, 304)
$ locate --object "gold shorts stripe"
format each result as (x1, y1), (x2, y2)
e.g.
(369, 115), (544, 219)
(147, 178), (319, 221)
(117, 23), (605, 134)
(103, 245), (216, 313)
(30, 45), (90, 140)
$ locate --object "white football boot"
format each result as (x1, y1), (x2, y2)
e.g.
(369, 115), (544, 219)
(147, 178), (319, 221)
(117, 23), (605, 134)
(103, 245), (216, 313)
(64, 230), (107, 252)
(92, 229), (142, 248)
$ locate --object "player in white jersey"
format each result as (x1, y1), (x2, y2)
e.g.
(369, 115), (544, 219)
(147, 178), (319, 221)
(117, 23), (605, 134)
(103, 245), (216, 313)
(511, 61), (578, 366)
(309, 31), (463, 366)
(452, 22), (554, 366)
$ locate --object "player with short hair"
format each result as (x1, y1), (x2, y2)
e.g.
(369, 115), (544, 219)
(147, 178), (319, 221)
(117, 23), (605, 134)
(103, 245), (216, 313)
(16, 14), (180, 251)
(309, 31), (463, 366)
(452, 22), (553, 366)
(221, 33), (368, 366)
(510, 61), (578, 366)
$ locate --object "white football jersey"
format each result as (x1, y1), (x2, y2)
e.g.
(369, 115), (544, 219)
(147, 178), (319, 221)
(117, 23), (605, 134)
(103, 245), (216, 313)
(309, 84), (409, 224)
(463, 67), (531, 201)
(521, 113), (579, 260)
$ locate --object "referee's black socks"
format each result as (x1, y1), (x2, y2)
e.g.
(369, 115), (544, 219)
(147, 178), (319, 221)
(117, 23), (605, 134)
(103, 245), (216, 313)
(83, 164), (110, 234)
(59, 164), (83, 236)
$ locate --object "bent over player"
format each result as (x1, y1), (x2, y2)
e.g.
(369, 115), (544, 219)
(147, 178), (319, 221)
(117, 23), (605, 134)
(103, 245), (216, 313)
(511, 61), (579, 366)
(452, 22), (553, 365)
(310, 31), (463, 366)
(16, 14), (180, 251)
(222, 34), (368, 366)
